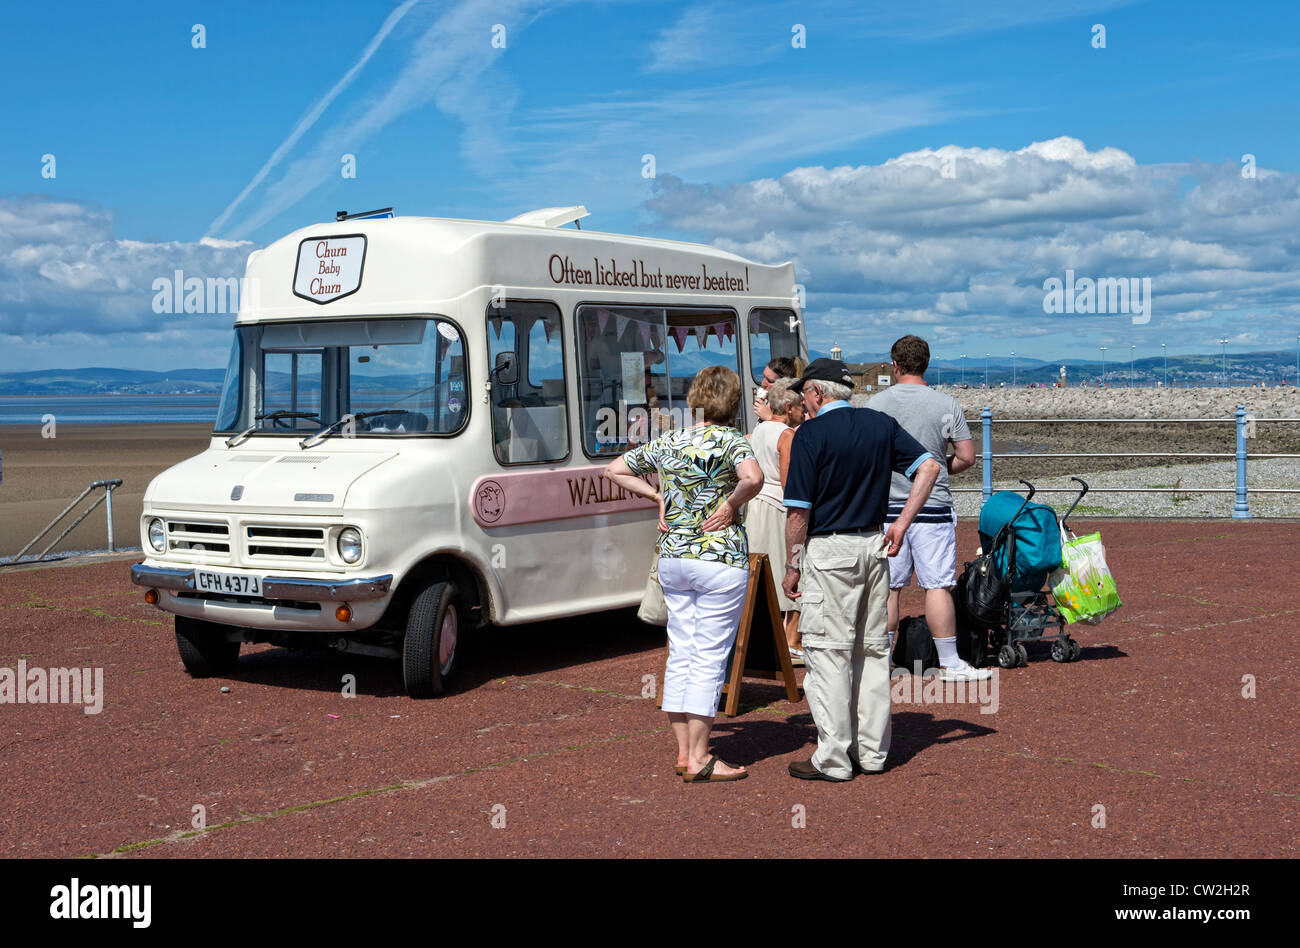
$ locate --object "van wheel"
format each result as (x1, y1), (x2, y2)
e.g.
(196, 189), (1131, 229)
(175, 616), (240, 677)
(403, 580), (461, 698)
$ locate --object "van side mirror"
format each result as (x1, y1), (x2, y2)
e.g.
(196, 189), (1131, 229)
(493, 351), (518, 386)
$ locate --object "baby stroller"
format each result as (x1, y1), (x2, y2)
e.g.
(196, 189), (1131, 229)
(957, 477), (1091, 668)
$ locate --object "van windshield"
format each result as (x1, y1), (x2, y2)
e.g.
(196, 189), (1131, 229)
(214, 318), (468, 436)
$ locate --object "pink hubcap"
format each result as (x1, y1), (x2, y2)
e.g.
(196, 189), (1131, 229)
(438, 608), (457, 674)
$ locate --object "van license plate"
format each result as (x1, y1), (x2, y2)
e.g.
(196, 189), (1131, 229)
(195, 570), (263, 597)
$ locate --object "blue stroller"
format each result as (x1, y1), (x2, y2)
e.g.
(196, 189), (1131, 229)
(960, 478), (1090, 668)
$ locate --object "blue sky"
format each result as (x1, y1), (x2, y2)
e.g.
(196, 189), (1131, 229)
(2, 0), (1299, 370)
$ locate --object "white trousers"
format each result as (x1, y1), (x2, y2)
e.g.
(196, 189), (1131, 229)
(659, 557), (750, 717)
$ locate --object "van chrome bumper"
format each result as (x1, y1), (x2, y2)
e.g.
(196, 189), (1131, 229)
(131, 563), (393, 601)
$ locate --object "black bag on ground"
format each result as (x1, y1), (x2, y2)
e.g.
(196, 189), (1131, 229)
(892, 615), (940, 674)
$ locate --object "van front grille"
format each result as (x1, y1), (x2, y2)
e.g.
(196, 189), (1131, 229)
(166, 520), (232, 558)
(245, 524), (327, 561)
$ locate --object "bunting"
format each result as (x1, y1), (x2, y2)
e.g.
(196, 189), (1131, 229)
(596, 309), (610, 334)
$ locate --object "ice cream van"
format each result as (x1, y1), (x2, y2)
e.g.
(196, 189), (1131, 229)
(130, 206), (807, 696)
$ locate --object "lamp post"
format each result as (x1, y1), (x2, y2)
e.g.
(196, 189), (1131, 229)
(961, 354), (967, 385)
(1011, 350), (1016, 387)
(984, 352), (990, 388)
(1130, 344), (1136, 388)
(1219, 337), (1229, 388)
(1099, 346), (1107, 387)
(1162, 342), (1167, 388)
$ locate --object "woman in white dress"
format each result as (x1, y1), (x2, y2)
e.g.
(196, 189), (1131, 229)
(745, 378), (806, 662)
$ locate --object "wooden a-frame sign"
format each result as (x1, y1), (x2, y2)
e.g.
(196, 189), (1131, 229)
(659, 553), (800, 717)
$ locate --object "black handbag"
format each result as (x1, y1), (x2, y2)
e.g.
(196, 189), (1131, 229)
(959, 527), (1012, 627)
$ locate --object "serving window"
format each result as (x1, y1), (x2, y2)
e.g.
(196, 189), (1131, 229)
(487, 300), (570, 465)
(575, 304), (739, 458)
(747, 308), (801, 384)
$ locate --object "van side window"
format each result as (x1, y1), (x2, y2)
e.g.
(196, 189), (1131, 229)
(487, 301), (569, 465)
(575, 304), (738, 457)
(747, 308), (801, 383)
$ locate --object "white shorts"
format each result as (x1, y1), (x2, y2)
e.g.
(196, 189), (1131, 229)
(887, 507), (957, 590)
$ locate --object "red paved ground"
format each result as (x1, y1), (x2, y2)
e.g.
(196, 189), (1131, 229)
(0, 521), (1295, 858)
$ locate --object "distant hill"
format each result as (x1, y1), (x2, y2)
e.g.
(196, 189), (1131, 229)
(3, 349), (1298, 394)
(816, 350), (1300, 388)
(0, 367), (226, 396)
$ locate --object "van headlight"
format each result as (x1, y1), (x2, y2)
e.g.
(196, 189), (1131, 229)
(148, 518), (166, 553)
(337, 528), (363, 564)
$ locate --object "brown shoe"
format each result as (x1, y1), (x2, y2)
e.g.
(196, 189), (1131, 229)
(787, 759), (853, 782)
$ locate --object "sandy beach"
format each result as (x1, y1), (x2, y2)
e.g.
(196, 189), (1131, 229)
(0, 423), (212, 559)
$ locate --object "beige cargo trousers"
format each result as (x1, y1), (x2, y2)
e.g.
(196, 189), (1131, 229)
(798, 530), (892, 778)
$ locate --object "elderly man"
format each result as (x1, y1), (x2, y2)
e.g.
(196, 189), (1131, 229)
(781, 359), (942, 780)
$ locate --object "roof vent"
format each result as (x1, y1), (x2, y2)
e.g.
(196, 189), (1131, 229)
(505, 206), (589, 229)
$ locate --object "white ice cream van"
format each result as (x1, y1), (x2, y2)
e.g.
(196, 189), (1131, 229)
(131, 206), (806, 696)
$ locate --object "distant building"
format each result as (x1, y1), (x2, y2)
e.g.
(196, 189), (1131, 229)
(845, 361), (894, 393)
(830, 341), (843, 361)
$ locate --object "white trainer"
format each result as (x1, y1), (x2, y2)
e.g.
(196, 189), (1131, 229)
(939, 662), (993, 682)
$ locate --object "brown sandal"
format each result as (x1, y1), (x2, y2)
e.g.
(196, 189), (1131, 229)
(683, 754), (748, 782)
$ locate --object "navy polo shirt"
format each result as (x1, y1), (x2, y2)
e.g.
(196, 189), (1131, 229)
(784, 401), (934, 535)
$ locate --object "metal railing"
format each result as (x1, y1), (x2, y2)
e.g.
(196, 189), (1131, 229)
(4, 479), (124, 566)
(953, 406), (1300, 518)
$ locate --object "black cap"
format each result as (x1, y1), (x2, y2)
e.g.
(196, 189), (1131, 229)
(792, 358), (854, 392)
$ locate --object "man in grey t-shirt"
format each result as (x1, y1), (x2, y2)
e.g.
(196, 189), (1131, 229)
(867, 335), (988, 681)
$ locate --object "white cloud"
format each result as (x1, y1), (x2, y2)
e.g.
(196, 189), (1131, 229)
(0, 196), (253, 348)
(644, 5), (783, 73)
(646, 137), (1300, 355)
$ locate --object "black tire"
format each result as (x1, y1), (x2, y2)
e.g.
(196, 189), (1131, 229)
(402, 580), (462, 698)
(1050, 640), (1070, 663)
(997, 644), (1019, 669)
(1069, 638), (1083, 662)
(175, 615), (240, 677)
(1014, 642), (1029, 667)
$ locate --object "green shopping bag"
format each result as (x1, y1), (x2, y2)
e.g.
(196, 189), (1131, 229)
(1050, 528), (1121, 625)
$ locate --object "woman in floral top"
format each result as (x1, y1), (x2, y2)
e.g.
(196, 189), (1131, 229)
(606, 366), (764, 782)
